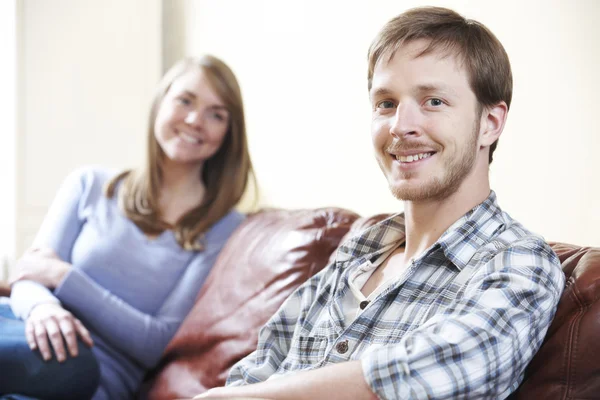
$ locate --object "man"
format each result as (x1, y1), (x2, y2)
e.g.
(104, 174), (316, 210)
(197, 6), (565, 400)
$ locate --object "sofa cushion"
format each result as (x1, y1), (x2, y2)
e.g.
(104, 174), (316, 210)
(141, 208), (359, 399)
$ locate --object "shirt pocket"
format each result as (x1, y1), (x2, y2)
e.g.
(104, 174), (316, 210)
(280, 336), (328, 372)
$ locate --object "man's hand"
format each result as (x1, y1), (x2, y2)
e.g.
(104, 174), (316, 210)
(26, 302), (94, 362)
(10, 247), (71, 289)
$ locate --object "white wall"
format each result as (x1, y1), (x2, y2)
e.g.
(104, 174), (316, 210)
(14, 0), (600, 260)
(0, 1), (17, 279)
(169, 0), (600, 247)
(16, 0), (162, 257)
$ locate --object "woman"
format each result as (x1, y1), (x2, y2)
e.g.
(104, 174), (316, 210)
(0, 55), (256, 400)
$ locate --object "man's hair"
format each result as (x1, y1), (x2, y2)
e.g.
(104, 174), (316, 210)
(368, 7), (512, 164)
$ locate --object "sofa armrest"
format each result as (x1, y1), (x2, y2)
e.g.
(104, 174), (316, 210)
(0, 281), (10, 298)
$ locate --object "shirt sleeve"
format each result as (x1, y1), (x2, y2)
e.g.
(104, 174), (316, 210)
(360, 240), (565, 400)
(10, 167), (89, 319)
(226, 266), (333, 386)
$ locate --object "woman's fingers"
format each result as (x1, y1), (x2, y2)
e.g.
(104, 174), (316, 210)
(25, 319), (37, 350)
(44, 317), (67, 362)
(27, 303), (91, 362)
(74, 318), (94, 348)
(58, 315), (79, 357)
(26, 303), (94, 361)
(33, 320), (52, 361)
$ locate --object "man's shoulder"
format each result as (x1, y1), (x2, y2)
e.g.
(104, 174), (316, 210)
(490, 211), (556, 258)
(475, 212), (563, 286)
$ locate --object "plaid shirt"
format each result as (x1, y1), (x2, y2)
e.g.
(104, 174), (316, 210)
(227, 192), (565, 399)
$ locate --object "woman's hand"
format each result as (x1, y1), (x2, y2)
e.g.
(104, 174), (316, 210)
(10, 247), (71, 289)
(26, 302), (94, 362)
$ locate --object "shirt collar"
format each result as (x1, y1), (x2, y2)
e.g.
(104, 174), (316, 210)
(335, 213), (406, 264)
(335, 191), (506, 271)
(435, 190), (506, 270)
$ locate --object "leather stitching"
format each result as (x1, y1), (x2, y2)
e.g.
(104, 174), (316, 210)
(564, 278), (585, 400)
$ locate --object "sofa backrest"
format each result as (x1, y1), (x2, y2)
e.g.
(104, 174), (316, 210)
(140, 208), (359, 399)
(510, 243), (600, 399)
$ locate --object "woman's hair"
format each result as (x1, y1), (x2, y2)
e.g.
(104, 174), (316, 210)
(106, 55), (256, 251)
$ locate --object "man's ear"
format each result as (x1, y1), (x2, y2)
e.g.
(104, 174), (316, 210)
(479, 101), (508, 147)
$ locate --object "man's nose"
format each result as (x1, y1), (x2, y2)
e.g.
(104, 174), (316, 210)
(389, 102), (421, 138)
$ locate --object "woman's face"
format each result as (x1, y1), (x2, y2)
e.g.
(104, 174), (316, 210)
(154, 68), (230, 170)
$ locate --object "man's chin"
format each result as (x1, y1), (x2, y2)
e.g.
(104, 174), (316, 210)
(389, 181), (448, 202)
(389, 184), (423, 201)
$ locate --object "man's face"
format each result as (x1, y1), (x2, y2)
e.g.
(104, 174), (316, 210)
(370, 39), (483, 202)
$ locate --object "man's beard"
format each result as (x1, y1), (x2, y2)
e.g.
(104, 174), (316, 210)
(388, 120), (480, 202)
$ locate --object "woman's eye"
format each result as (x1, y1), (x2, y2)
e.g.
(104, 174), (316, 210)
(377, 100), (396, 109)
(427, 98), (444, 107)
(210, 112), (226, 122)
(178, 97), (192, 106)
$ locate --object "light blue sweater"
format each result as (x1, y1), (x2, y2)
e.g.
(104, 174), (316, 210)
(10, 167), (244, 399)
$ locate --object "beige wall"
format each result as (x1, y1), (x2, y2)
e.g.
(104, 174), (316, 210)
(16, 0), (162, 257)
(13, 0), (600, 263)
(167, 0), (600, 247)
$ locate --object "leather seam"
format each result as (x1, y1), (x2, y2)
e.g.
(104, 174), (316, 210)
(564, 279), (585, 400)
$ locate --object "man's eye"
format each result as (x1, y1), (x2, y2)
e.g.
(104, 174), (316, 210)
(427, 98), (444, 107)
(377, 100), (396, 109)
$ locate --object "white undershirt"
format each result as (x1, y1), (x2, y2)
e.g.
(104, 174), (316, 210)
(341, 244), (402, 325)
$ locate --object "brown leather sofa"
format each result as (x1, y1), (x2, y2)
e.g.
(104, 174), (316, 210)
(141, 208), (600, 399)
(2, 208), (599, 399)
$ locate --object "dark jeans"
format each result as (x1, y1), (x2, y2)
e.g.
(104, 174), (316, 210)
(0, 302), (100, 400)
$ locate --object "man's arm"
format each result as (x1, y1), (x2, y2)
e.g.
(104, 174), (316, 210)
(360, 240), (565, 399)
(198, 361), (377, 400)
(202, 239), (564, 400)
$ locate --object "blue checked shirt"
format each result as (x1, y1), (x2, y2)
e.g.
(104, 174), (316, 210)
(227, 192), (565, 399)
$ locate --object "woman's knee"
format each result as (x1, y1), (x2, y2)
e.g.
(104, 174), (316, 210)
(0, 336), (100, 400)
(35, 342), (100, 400)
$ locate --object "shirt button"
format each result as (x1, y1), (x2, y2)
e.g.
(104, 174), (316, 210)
(359, 300), (370, 310)
(336, 340), (349, 354)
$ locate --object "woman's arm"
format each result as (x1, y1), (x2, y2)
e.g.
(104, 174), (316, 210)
(10, 168), (90, 319)
(52, 211), (244, 369)
(10, 168), (97, 361)
(52, 247), (220, 368)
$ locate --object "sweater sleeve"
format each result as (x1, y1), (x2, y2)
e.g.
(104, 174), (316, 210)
(54, 248), (216, 368)
(10, 168), (90, 319)
(53, 211), (244, 369)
